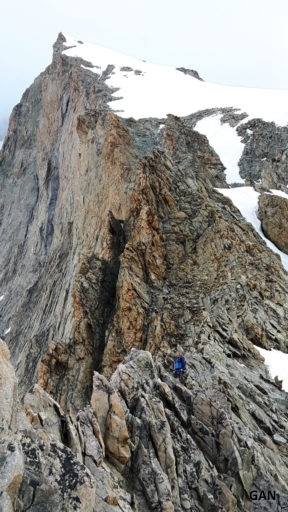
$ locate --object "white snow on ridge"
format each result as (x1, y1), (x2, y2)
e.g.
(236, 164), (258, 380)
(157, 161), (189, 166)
(63, 35), (288, 182)
(62, 34), (288, 125)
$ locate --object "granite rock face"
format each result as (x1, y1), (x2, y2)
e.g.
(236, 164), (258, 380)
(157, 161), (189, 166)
(1, 33), (288, 510)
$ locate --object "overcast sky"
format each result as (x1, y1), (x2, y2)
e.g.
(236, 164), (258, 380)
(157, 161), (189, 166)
(1, 0), (288, 129)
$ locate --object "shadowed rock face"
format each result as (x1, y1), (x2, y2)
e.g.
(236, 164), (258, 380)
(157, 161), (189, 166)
(1, 33), (288, 510)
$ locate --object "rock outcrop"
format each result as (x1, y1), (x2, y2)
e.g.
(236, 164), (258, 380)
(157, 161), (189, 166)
(237, 118), (288, 189)
(2, 342), (288, 511)
(258, 192), (288, 254)
(1, 33), (288, 511)
(0, 340), (134, 512)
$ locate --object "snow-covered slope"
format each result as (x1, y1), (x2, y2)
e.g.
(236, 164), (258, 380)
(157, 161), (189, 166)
(63, 34), (288, 125)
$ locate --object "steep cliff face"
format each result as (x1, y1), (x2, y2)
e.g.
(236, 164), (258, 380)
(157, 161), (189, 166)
(1, 33), (288, 511)
(0, 35), (138, 406)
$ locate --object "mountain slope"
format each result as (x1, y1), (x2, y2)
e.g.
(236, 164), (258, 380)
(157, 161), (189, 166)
(62, 34), (288, 124)
(0, 33), (288, 511)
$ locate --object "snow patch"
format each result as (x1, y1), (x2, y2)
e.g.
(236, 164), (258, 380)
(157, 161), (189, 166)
(195, 115), (245, 184)
(268, 189), (288, 199)
(257, 347), (288, 392)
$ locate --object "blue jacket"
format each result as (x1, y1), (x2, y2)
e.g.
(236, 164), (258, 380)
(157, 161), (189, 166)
(174, 355), (186, 372)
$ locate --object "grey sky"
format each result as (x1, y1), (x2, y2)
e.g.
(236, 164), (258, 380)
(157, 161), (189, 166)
(1, 0), (288, 125)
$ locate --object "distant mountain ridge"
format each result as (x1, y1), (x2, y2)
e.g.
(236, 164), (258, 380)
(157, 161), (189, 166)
(0, 32), (288, 511)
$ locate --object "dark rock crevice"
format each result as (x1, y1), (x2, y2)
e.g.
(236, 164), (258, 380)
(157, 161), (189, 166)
(43, 157), (60, 254)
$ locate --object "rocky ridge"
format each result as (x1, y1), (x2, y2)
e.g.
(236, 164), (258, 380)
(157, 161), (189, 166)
(0, 33), (288, 511)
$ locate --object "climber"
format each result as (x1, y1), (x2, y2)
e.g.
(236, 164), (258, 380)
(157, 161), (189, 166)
(173, 352), (186, 380)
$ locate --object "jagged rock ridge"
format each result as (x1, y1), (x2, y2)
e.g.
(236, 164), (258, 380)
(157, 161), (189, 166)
(0, 33), (288, 511)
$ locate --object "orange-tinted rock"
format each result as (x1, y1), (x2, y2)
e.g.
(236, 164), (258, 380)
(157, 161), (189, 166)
(258, 192), (288, 254)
